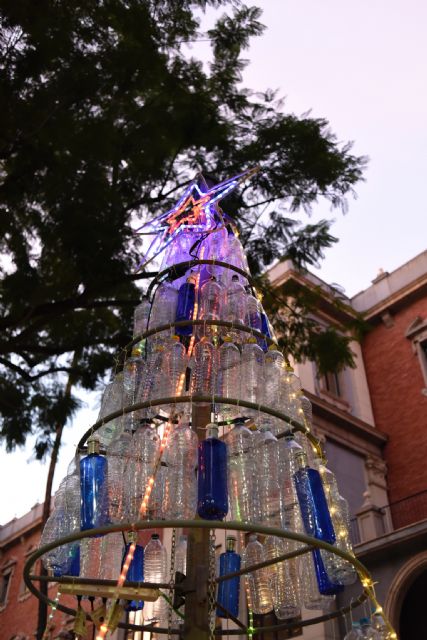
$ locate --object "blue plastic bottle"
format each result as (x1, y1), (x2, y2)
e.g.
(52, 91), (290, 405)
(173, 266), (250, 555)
(217, 536), (241, 618)
(122, 534), (144, 611)
(197, 424), (228, 520)
(80, 438), (109, 532)
(293, 450), (343, 595)
(175, 273), (196, 336)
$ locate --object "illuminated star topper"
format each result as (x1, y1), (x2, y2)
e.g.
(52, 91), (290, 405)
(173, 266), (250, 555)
(135, 166), (259, 270)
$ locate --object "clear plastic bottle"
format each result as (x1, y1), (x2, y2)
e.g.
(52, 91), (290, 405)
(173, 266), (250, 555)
(123, 424), (160, 521)
(254, 426), (282, 526)
(224, 231), (249, 278)
(318, 462), (357, 585)
(150, 280), (179, 341)
(242, 534), (273, 615)
(190, 337), (215, 403)
(97, 372), (124, 447)
(144, 534), (168, 627)
(262, 346), (284, 433)
(224, 274), (247, 342)
(106, 424), (133, 523)
(344, 623), (363, 639)
(123, 348), (144, 431)
(137, 344), (166, 416)
(359, 618), (382, 639)
(163, 421), (198, 519)
(224, 421), (254, 522)
(199, 276), (223, 338)
(100, 531), (124, 581)
(371, 613), (390, 639)
(245, 290), (262, 334)
(40, 479), (68, 574)
(264, 535), (301, 619)
(216, 337), (240, 421)
(241, 337), (264, 417)
(204, 226), (228, 279)
(280, 365), (303, 422)
(133, 296), (151, 343)
(161, 336), (187, 405)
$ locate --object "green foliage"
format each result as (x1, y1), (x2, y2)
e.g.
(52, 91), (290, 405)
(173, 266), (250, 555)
(0, 0), (367, 457)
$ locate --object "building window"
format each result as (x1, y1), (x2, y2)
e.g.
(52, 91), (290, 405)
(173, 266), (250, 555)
(0, 570), (12, 608)
(324, 371), (341, 397)
(405, 318), (427, 391)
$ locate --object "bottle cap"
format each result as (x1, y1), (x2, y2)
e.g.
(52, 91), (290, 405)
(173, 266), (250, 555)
(206, 423), (219, 439)
(179, 535), (187, 543)
(295, 448), (308, 469)
(222, 336), (233, 343)
(231, 274), (239, 281)
(246, 337), (257, 344)
(226, 536), (237, 552)
(248, 534), (257, 542)
(127, 531), (137, 543)
(187, 274), (197, 284)
(87, 437), (100, 455)
(130, 347), (141, 358)
(151, 533), (160, 540)
(172, 335), (180, 342)
(268, 344), (279, 351)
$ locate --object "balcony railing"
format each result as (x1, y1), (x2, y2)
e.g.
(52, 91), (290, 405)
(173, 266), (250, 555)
(350, 489), (427, 545)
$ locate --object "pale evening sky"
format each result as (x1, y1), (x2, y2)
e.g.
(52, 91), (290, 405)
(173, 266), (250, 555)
(1, 0), (426, 524)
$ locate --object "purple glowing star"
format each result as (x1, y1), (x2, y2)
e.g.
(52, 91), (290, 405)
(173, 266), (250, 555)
(135, 167), (259, 269)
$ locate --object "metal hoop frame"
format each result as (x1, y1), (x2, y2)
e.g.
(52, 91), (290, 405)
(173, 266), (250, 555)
(24, 519), (371, 636)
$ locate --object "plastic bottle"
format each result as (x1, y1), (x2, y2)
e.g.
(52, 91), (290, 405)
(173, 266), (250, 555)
(197, 424), (228, 521)
(175, 273), (196, 336)
(254, 426), (282, 526)
(344, 623), (363, 639)
(40, 479), (70, 575)
(137, 344), (166, 415)
(245, 290), (262, 334)
(199, 276), (223, 338)
(144, 534), (168, 627)
(241, 337), (264, 416)
(133, 297), (151, 353)
(122, 532), (144, 611)
(371, 612), (389, 638)
(262, 346), (284, 433)
(359, 618), (382, 639)
(204, 225), (228, 279)
(106, 424), (133, 523)
(242, 534), (273, 615)
(225, 231), (249, 277)
(100, 531), (123, 581)
(216, 337), (240, 421)
(224, 421), (254, 522)
(293, 449), (343, 596)
(163, 421), (198, 519)
(160, 336), (187, 405)
(264, 535), (301, 619)
(123, 348), (144, 431)
(190, 337), (216, 402)
(171, 534), (188, 632)
(223, 274), (247, 342)
(97, 372), (124, 447)
(80, 438), (109, 532)
(150, 280), (179, 341)
(318, 462), (357, 585)
(217, 536), (241, 619)
(280, 365), (303, 422)
(123, 424), (160, 521)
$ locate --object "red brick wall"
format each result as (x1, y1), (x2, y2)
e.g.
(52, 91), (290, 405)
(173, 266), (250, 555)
(362, 296), (427, 506)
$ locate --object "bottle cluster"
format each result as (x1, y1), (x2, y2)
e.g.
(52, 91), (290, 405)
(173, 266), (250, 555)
(38, 226), (370, 632)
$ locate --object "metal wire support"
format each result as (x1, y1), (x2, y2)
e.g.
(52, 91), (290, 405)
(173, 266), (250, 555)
(167, 527), (177, 640)
(208, 529), (217, 640)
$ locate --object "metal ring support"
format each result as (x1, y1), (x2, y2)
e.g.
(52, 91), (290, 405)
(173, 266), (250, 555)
(146, 259), (253, 299)
(125, 318), (274, 355)
(24, 520), (370, 636)
(76, 394), (319, 454)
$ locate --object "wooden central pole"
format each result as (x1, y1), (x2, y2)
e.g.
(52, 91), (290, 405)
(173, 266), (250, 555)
(183, 403), (212, 639)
